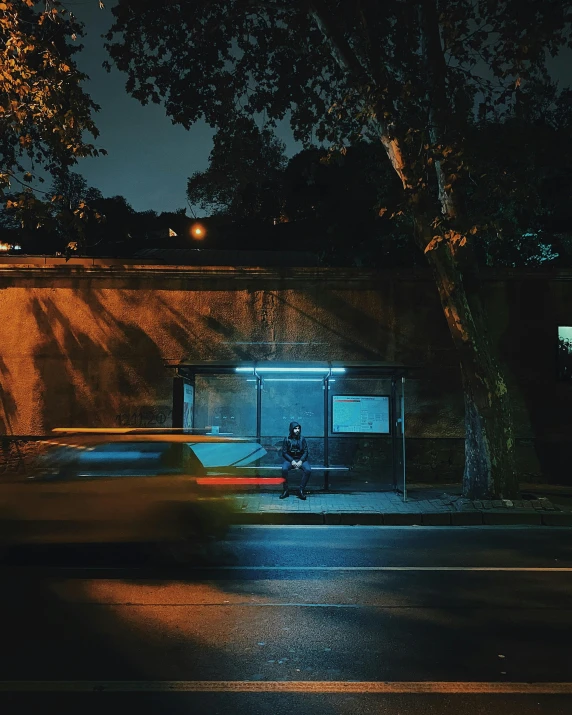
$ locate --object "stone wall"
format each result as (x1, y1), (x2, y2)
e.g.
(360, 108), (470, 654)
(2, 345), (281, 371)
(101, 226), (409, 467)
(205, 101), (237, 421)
(1, 260), (571, 483)
(0, 437), (46, 479)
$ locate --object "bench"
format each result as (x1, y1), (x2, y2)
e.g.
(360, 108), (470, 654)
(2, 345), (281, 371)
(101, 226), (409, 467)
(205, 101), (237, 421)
(239, 465), (349, 470)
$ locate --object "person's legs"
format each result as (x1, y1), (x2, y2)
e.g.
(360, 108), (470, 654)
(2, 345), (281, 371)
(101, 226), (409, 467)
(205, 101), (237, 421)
(296, 462), (311, 499)
(280, 460), (291, 498)
(300, 462), (311, 489)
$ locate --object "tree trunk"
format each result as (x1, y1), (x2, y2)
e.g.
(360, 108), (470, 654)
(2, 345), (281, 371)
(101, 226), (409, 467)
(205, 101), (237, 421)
(307, 0), (519, 499)
(414, 214), (518, 499)
(414, 0), (518, 499)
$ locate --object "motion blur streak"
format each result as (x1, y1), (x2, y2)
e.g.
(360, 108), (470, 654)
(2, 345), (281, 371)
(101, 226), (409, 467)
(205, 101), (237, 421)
(196, 477), (284, 485)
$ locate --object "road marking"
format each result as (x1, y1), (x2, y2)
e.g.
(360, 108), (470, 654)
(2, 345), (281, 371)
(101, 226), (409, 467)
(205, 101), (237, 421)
(150, 566), (572, 572)
(1, 680), (572, 693)
(7, 565), (572, 575)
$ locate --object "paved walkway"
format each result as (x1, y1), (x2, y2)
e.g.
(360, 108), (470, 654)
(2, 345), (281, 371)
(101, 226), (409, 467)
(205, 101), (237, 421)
(230, 483), (572, 526)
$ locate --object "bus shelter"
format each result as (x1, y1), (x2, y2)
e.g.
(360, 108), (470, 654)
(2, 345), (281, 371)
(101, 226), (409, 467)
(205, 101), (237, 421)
(172, 361), (411, 500)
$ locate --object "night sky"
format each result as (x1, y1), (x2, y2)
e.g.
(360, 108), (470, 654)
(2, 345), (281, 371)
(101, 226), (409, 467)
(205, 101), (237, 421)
(70, 1), (570, 215)
(70, 1), (300, 214)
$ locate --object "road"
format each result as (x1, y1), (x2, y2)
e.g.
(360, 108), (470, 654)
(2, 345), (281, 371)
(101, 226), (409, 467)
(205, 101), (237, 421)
(1, 525), (572, 714)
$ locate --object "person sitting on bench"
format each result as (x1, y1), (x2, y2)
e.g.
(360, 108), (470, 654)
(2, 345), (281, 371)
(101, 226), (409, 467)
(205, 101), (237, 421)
(280, 421), (311, 500)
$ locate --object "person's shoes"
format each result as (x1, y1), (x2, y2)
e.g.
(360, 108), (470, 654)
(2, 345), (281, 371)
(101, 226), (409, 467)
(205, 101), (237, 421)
(279, 490), (290, 499)
(297, 488), (307, 501)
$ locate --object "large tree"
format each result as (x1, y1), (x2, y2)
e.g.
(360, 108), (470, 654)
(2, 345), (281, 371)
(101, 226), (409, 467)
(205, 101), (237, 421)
(462, 83), (572, 267)
(105, 0), (572, 498)
(187, 136), (414, 266)
(188, 113), (572, 268)
(0, 0), (102, 219)
(279, 142), (414, 266)
(187, 117), (287, 220)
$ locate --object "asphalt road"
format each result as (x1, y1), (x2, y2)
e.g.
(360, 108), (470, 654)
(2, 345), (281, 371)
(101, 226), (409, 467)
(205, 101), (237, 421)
(1, 525), (572, 714)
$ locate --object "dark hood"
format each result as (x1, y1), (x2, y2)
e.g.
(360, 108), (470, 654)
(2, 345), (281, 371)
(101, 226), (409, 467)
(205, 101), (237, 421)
(288, 421), (301, 437)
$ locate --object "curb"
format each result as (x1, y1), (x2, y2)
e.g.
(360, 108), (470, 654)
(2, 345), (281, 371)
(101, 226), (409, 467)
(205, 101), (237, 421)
(231, 511), (572, 526)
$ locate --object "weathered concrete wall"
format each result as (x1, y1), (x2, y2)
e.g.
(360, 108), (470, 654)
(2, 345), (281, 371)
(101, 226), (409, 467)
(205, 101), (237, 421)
(1, 260), (571, 483)
(0, 264), (452, 435)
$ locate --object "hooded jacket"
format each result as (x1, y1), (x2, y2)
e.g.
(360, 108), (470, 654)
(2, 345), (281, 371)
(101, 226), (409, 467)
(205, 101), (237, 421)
(281, 421), (309, 463)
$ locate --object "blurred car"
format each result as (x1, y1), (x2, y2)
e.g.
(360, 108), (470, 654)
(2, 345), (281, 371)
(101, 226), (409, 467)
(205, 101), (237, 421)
(0, 429), (278, 553)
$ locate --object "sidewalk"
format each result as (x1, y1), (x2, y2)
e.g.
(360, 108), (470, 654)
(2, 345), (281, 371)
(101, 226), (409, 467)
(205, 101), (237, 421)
(230, 483), (572, 526)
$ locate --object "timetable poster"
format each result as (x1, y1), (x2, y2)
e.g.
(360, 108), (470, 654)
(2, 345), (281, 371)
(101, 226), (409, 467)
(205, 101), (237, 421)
(332, 395), (390, 434)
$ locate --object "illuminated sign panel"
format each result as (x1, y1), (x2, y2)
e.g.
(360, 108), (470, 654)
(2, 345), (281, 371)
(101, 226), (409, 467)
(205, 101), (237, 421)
(332, 395), (390, 434)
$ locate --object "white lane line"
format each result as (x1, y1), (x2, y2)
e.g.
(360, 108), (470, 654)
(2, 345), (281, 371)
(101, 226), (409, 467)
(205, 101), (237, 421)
(146, 566), (572, 572)
(1, 681), (572, 694)
(19, 566), (572, 574)
(7, 566), (572, 575)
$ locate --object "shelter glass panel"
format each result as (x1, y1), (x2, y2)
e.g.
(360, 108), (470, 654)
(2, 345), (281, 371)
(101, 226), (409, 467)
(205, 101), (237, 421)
(194, 374), (257, 436)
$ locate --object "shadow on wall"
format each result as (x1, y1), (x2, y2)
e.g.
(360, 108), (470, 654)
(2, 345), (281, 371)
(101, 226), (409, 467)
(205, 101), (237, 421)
(0, 437), (47, 478)
(23, 288), (301, 434)
(153, 296), (259, 363)
(157, 288), (386, 363)
(28, 293), (168, 432)
(273, 290), (386, 360)
(0, 354), (17, 434)
(30, 295), (100, 430)
(4, 282), (421, 437)
(4, 288), (286, 436)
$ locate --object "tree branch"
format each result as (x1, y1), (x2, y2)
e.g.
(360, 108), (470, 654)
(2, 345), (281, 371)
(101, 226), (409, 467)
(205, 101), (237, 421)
(307, 0), (415, 191)
(419, 0), (458, 220)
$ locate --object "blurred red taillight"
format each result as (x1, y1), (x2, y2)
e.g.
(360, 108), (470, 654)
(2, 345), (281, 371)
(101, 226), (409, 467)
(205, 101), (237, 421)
(196, 477), (284, 485)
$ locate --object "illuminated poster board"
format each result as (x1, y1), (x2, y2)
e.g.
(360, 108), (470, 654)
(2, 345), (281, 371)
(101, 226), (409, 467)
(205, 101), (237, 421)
(332, 395), (390, 434)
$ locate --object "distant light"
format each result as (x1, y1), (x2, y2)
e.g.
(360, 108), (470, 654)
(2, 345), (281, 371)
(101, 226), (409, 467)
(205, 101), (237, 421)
(13, 244), (21, 250)
(190, 222), (206, 240)
(236, 367), (346, 374)
(0, 242), (10, 252)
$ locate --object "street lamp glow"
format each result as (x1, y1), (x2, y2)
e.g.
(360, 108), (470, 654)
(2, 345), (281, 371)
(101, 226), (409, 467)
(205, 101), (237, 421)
(190, 222), (206, 240)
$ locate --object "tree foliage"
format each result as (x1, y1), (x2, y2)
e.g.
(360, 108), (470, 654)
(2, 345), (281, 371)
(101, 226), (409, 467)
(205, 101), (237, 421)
(105, 0), (572, 233)
(189, 112), (572, 269)
(187, 117), (287, 220)
(280, 142), (414, 266)
(462, 83), (572, 266)
(0, 0), (102, 217)
(106, 0), (572, 498)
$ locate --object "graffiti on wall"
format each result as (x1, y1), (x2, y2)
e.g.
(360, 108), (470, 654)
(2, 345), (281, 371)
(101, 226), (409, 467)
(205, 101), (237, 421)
(115, 406), (173, 428)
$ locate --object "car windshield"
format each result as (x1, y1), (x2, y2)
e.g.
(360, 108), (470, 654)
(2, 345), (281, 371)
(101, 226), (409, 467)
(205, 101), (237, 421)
(187, 441), (266, 467)
(37, 440), (203, 479)
(34, 433), (267, 480)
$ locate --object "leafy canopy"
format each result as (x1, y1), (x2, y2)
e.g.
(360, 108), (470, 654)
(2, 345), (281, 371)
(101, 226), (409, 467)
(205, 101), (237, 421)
(1, 0), (102, 211)
(106, 1), (571, 243)
(187, 117), (287, 219)
(105, 1), (571, 142)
